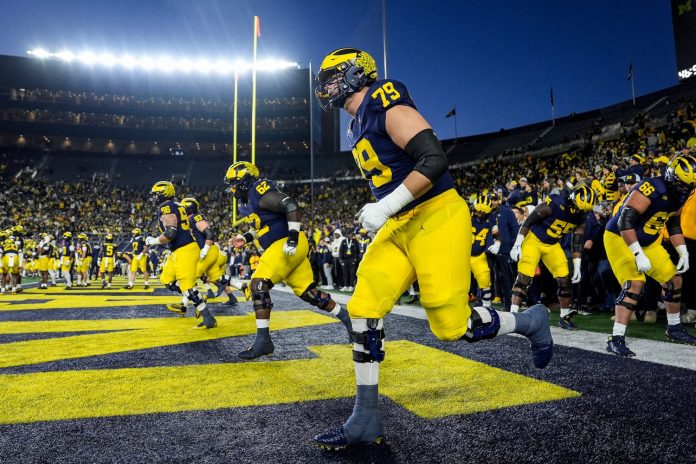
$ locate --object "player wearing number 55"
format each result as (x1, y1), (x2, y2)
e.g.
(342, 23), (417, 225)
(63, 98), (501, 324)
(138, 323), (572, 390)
(313, 48), (555, 450)
(224, 161), (353, 360)
(509, 185), (597, 329)
(603, 155), (696, 357)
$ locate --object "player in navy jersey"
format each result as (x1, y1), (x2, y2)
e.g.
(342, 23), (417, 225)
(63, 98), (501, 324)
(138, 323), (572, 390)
(509, 185), (597, 329)
(224, 161), (353, 359)
(146, 181), (216, 329)
(179, 197), (238, 306)
(471, 195), (495, 306)
(126, 228), (150, 290)
(313, 47), (554, 450)
(603, 155), (696, 356)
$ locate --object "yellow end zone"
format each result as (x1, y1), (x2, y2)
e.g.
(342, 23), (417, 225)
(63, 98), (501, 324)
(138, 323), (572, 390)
(0, 335), (580, 424)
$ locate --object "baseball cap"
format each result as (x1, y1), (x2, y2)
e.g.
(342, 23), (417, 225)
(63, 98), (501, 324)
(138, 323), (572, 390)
(519, 177), (528, 183)
(619, 173), (641, 184)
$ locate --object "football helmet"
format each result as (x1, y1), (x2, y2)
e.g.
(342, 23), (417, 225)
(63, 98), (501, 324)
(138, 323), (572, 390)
(568, 185), (597, 212)
(150, 181), (176, 204)
(180, 197), (200, 215)
(12, 225), (24, 235)
(132, 227), (142, 236)
(77, 233), (88, 241)
(63, 231), (72, 240)
(664, 155), (696, 195)
(473, 195), (493, 215)
(105, 233), (114, 242)
(315, 48), (378, 111)
(224, 161), (260, 199)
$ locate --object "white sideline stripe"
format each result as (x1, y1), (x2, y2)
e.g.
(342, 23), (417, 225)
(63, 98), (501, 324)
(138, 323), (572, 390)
(273, 286), (696, 371)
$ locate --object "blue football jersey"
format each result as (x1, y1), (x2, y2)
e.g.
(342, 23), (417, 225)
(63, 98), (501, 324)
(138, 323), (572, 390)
(157, 200), (196, 251)
(347, 79), (454, 213)
(239, 178), (289, 250)
(530, 195), (586, 244)
(471, 216), (494, 256)
(606, 177), (686, 246)
(189, 213), (209, 248)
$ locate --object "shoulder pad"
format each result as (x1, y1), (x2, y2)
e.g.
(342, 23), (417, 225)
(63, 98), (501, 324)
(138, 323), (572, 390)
(159, 201), (177, 215)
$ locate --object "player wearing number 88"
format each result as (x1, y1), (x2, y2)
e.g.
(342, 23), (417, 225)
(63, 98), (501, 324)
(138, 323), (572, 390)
(509, 185), (596, 329)
(604, 155), (696, 356)
(223, 162), (353, 360)
(313, 48), (556, 451)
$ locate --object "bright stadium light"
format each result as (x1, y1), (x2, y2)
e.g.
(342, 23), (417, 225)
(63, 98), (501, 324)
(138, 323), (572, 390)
(25, 48), (300, 74)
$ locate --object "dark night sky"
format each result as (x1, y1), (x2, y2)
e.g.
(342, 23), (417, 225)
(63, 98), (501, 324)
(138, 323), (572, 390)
(0, 0), (679, 142)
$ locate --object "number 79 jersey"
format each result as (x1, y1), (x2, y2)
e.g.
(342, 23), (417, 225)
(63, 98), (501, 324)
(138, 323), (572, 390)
(347, 79), (454, 213)
(606, 177), (686, 246)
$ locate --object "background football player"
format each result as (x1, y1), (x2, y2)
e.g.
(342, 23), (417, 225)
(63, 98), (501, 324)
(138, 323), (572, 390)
(180, 197), (238, 306)
(126, 227), (150, 290)
(225, 161), (352, 359)
(98, 233), (116, 289)
(471, 195), (495, 307)
(2, 233), (20, 294)
(60, 231), (75, 289)
(312, 48), (554, 450)
(11, 225), (25, 292)
(37, 233), (54, 289)
(146, 181), (216, 329)
(76, 233), (92, 287)
(603, 154), (696, 356)
(509, 185), (597, 330)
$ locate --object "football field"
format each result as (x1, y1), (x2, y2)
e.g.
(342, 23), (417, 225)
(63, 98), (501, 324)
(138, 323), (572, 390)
(0, 277), (694, 463)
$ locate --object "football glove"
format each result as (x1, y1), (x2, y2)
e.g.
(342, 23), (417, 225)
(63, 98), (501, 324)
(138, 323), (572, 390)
(629, 242), (651, 273)
(571, 258), (582, 284)
(358, 184), (415, 233)
(145, 236), (160, 246)
(676, 245), (689, 274)
(487, 240), (501, 255)
(510, 234), (524, 262)
(283, 230), (299, 256)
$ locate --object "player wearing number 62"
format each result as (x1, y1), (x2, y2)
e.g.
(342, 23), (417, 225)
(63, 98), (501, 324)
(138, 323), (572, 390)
(603, 155), (696, 357)
(312, 47), (556, 451)
(509, 185), (597, 330)
(224, 161), (353, 360)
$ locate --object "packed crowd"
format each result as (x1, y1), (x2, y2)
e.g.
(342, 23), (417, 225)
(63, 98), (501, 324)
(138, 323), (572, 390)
(1, 97), (695, 326)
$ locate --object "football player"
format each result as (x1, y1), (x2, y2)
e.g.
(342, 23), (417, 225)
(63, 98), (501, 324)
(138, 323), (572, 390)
(0, 230), (6, 294)
(12, 225), (25, 292)
(312, 48), (553, 450)
(60, 231), (75, 289)
(509, 185), (597, 329)
(604, 155), (696, 356)
(225, 161), (352, 359)
(126, 228), (150, 290)
(179, 197), (238, 306)
(98, 233), (116, 289)
(2, 234), (20, 294)
(146, 181), (216, 329)
(37, 233), (54, 289)
(471, 195), (495, 307)
(75, 233), (92, 287)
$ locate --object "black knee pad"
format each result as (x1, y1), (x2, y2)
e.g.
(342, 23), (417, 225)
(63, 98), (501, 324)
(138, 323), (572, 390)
(662, 280), (682, 303)
(513, 274), (531, 299)
(218, 274), (232, 287)
(615, 280), (643, 310)
(252, 279), (274, 311)
(462, 306), (500, 343)
(300, 283), (332, 310)
(556, 277), (570, 299)
(185, 288), (205, 307)
(351, 319), (385, 363)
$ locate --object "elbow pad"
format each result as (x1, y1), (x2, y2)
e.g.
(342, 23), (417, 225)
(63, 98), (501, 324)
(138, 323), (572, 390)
(618, 206), (640, 231)
(280, 196), (299, 214)
(522, 210), (544, 229)
(571, 233), (583, 254)
(203, 226), (215, 241)
(163, 226), (178, 240)
(404, 129), (448, 183)
(666, 215), (682, 236)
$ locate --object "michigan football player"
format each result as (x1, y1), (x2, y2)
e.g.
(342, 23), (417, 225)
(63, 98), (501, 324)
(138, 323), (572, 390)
(147, 181), (216, 329)
(312, 48), (554, 450)
(225, 161), (352, 359)
(604, 154), (696, 356)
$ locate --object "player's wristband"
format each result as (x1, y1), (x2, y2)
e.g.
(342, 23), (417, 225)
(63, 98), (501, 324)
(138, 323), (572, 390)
(242, 232), (255, 244)
(628, 241), (644, 257)
(676, 244), (688, 257)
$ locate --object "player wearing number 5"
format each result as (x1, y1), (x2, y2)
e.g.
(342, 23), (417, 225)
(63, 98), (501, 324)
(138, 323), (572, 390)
(509, 185), (596, 329)
(224, 162), (352, 360)
(147, 181), (216, 329)
(313, 48), (555, 450)
(604, 155), (696, 357)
